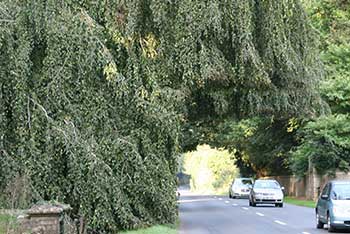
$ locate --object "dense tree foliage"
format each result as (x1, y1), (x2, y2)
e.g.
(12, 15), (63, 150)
(212, 118), (299, 177)
(306, 0), (350, 113)
(291, 115), (350, 176)
(290, 0), (350, 177)
(0, 1), (181, 232)
(209, 0), (350, 178)
(0, 0), (324, 232)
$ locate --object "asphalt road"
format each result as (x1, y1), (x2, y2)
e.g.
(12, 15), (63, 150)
(178, 194), (350, 234)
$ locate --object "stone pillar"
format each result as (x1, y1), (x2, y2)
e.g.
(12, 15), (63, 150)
(306, 167), (321, 201)
(306, 156), (313, 200)
(312, 168), (321, 201)
(26, 205), (63, 234)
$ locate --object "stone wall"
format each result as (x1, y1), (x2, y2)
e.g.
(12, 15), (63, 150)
(272, 175), (307, 198)
(271, 170), (350, 201)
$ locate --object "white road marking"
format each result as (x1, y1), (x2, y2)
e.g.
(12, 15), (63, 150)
(242, 207), (249, 210)
(302, 232), (311, 234)
(225, 201), (230, 204)
(178, 199), (215, 203)
(274, 220), (287, 226)
(218, 198), (223, 200)
(232, 204), (238, 206)
(256, 212), (265, 217)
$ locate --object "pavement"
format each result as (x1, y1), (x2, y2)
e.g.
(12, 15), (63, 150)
(178, 193), (350, 234)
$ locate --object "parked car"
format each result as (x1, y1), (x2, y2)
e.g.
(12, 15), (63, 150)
(249, 179), (284, 207)
(229, 178), (253, 199)
(316, 181), (350, 232)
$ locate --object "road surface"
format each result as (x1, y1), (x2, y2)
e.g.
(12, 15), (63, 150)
(179, 194), (350, 234)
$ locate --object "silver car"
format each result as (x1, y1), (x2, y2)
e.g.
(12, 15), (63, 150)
(249, 179), (284, 207)
(316, 181), (350, 232)
(229, 178), (253, 199)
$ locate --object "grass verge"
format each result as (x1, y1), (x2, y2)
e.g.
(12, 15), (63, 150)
(284, 197), (316, 208)
(120, 225), (177, 234)
(0, 213), (14, 234)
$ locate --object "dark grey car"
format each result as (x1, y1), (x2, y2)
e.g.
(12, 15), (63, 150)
(316, 181), (350, 232)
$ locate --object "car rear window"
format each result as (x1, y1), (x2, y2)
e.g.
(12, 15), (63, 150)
(254, 181), (280, 189)
(241, 179), (252, 185)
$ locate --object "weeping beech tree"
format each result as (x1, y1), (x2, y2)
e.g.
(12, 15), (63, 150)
(1, 0), (323, 232)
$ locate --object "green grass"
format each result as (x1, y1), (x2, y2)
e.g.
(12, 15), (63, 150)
(0, 214), (14, 234)
(284, 197), (316, 208)
(120, 225), (177, 234)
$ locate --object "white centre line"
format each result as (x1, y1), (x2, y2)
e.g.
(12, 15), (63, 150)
(218, 198), (223, 200)
(225, 201), (230, 204)
(232, 204), (238, 206)
(274, 220), (287, 226)
(256, 212), (265, 217)
(302, 232), (311, 234)
(242, 207), (249, 210)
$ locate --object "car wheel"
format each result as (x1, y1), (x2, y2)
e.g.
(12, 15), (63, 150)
(327, 213), (335, 233)
(280, 203), (283, 208)
(316, 211), (324, 229)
